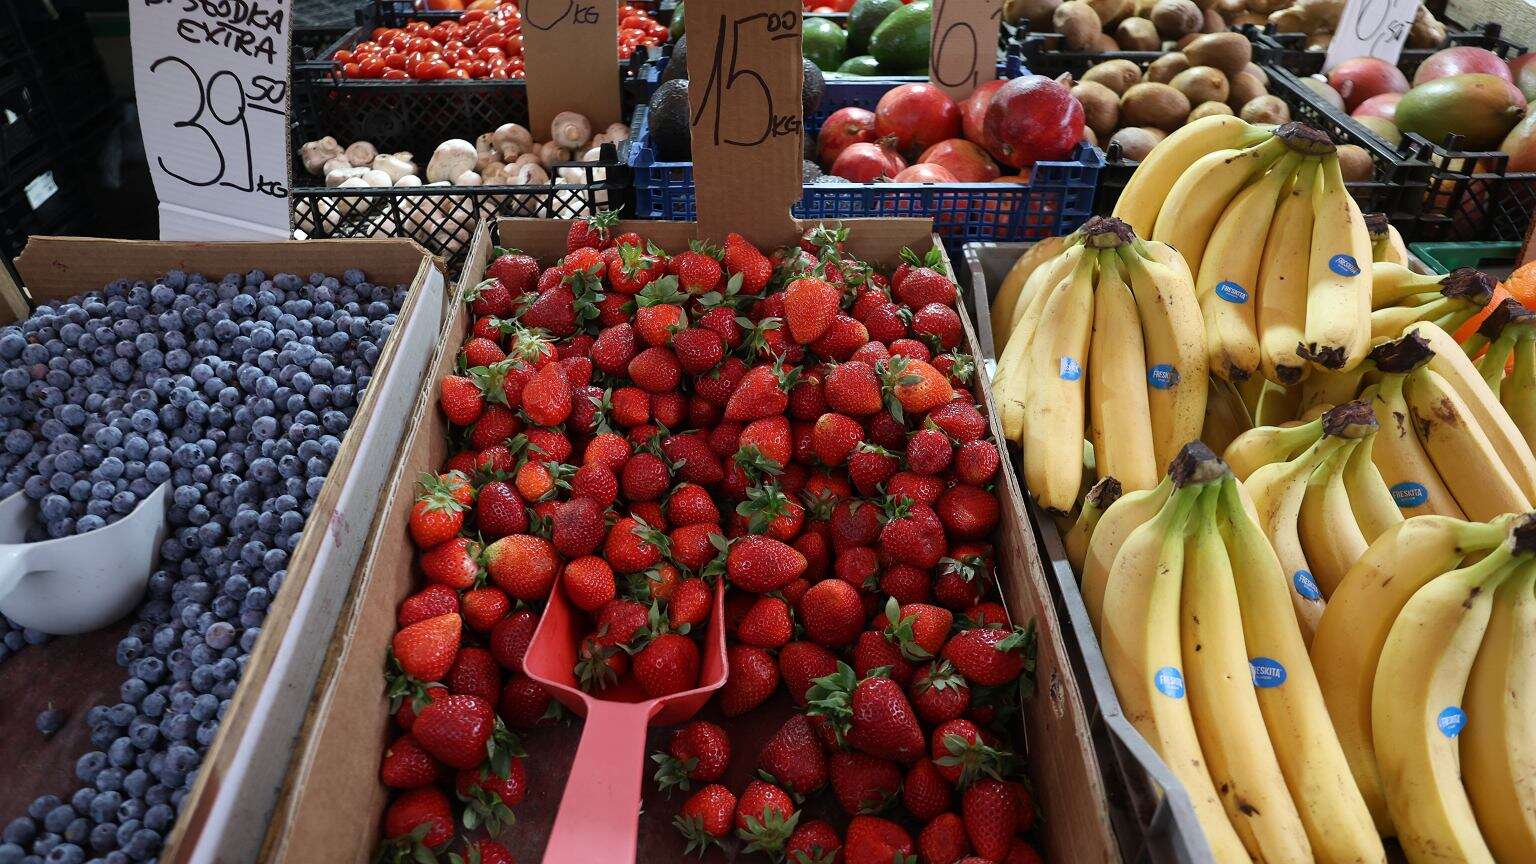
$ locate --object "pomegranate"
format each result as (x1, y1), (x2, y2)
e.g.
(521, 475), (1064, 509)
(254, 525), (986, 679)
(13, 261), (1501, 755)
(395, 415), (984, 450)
(1327, 57), (1410, 112)
(917, 139), (1001, 182)
(875, 83), (962, 159)
(817, 107), (878, 164)
(1352, 92), (1402, 122)
(982, 75), (1085, 168)
(893, 163), (960, 183)
(1412, 46), (1513, 86)
(830, 139), (906, 182)
(960, 79), (1008, 146)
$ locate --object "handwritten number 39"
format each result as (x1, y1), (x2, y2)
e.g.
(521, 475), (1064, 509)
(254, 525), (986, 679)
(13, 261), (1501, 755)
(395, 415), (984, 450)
(150, 56), (255, 192)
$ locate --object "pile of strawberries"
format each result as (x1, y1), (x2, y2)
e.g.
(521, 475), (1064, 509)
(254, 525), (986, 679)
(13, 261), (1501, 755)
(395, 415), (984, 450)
(378, 210), (1041, 864)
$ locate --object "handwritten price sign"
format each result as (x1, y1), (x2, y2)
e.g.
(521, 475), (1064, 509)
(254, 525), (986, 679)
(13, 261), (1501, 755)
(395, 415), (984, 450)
(686, 0), (804, 245)
(1323, 0), (1418, 71)
(521, 0), (621, 133)
(929, 0), (1001, 100)
(131, 0), (291, 239)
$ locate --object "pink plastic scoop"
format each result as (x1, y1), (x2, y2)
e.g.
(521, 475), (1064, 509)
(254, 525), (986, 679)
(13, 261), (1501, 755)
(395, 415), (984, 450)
(523, 580), (727, 864)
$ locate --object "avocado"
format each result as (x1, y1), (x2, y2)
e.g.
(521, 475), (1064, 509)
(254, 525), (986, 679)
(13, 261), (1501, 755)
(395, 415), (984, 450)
(669, 1), (684, 39)
(837, 55), (883, 76)
(869, 0), (931, 73)
(659, 35), (688, 85)
(1396, 73), (1527, 150)
(648, 79), (693, 161)
(803, 58), (827, 121)
(848, 0), (903, 55)
(803, 16), (847, 73)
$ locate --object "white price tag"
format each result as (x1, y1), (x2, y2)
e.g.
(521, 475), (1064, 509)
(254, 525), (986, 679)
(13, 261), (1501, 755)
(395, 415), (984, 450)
(130, 0), (292, 239)
(1322, 0), (1418, 72)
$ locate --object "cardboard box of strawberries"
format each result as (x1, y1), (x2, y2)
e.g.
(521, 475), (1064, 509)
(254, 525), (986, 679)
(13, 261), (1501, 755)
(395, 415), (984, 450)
(261, 214), (1113, 864)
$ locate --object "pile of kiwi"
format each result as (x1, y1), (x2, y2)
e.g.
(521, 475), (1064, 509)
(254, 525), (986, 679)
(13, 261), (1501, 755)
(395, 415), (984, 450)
(1215, 0), (1447, 52)
(1007, 0), (1227, 53)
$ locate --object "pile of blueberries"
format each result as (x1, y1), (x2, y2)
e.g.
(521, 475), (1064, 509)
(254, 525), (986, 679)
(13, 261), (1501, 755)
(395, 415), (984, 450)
(0, 267), (405, 864)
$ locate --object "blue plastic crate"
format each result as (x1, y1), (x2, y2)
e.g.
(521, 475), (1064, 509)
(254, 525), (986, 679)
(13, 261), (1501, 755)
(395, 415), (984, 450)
(627, 84), (1103, 246)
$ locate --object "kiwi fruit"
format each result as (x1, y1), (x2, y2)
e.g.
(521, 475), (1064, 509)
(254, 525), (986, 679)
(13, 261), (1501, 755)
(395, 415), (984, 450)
(1115, 17), (1162, 50)
(1188, 100), (1236, 121)
(1243, 63), (1269, 86)
(1298, 76), (1344, 111)
(1150, 0), (1203, 38)
(1071, 80), (1122, 138)
(1146, 52), (1192, 84)
(1356, 116), (1402, 147)
(1239, 94), (1291, 124)
(1170, 66), (1230, 106)
(1082, 59), (1144, 95)
(1226, 71), (1267, 109)
(1053, 1), (1103, 50)
(1306, 32), (1333, 50)
(1121, 82), (1193, 132)
(1086, 0), (1134, 26)
(1109, 126), (1168, 161)
(1089, 32), (1122, 51)
(1337, 145), (1373, 181)
(1005, 0), (1062, 29)
(1183, 31), (1251, 77)
(1202, 7), (1225, 31)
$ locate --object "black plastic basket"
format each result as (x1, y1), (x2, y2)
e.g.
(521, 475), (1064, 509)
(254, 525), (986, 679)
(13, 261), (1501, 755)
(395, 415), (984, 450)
(1245, 21), (1524, 79)
(368, 0), (664, 27)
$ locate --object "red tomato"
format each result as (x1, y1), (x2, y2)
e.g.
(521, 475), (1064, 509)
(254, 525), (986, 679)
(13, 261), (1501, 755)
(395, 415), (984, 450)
(446, 68), (470, 79)
(413, 58), (450, 78)
(381, 68), (409, 79)
(332, 48), (353, 63)
(341, 62), (362, 78)
(359, 56), (387, 77)
(463, 59), (490, 78)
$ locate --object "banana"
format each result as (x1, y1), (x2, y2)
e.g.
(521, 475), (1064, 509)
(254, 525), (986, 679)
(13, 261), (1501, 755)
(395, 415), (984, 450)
(1084, 476), (1173, 633)
(1009, 238), (1082, 335)
(1153, 136), (1288, 278)
(994, 244), (1085, 442)
(1313, 515), (1513, 833)
(1298, 440), (1370, 598)
(1223, 415), (1323, 481)
(1370, 220), (1410, 266)
(1342, 433), (1404, 543)
(1462, 557), (1536, 862)
(1196, 151), (1304, 382)
(992, 233), (1072, 347)
(1404, 366), (1532, 521)
(1259, 157), (1320, 385)
(1021, 248), (1097, 512)
(1064, 476), (1124, 575)
(1099, 456), (1251, 863)
(1371, 262), (1449, 310)
(1371, 295), (1466, 342)
(1201, 376), (1252, 457)
(1181, 484), (1314, 863)
(1504, 327), (1536, 450)
(1253, 379), (1302, 427)
(1112, 113), (1270, 238)
(1216, 477), (1387, 864)
(1366, 372), (1465, 519)
(1296, 361), (1370, 419)
(1118, 240), (1209, 471)
(1302, 153), (1373, 374)
(1409, 319), (1536, 504)
(1476, 328), (1517, 395)
(1372, 543), (1524, 864)
(1090, 249), (1159, 492)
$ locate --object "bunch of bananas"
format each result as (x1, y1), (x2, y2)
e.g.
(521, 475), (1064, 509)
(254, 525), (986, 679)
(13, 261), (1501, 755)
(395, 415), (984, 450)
(1090, 442), (1386, 864)
(1313, 512), (1536, 862)
(991, 216), (1206, 513)
(1369, 265), (1495, 346)
(1113, 116), (1373, 386)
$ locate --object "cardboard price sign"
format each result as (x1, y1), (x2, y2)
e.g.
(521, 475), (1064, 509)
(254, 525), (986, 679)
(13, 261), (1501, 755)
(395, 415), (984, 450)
(930, 0), (1002, 100)
(130, 0), (292, 239)
(521, 0), (622, 134)
(686, 0), (804, 246)
(1322, 0), (1418, 71)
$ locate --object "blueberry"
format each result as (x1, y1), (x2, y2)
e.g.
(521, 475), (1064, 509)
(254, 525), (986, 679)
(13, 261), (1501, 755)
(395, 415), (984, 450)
(0, 843), (20, 864)
(43, 806), (74, 835)
(2, 820), (34, 847)
(35, 708), (64, 736)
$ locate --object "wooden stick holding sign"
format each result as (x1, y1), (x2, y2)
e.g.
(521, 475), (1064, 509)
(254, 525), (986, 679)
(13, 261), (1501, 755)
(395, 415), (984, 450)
(686, 0), (804, 246)
(521, 0), (623, 134)
(929, 0), (1002, 101)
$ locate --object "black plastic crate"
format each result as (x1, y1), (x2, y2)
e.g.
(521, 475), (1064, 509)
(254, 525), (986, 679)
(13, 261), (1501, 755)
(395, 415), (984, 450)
(0, 148), (94, 286)
(1401, 135), (1536, 242)
(369, 0), (663, 27)
(1245, 21), (1524, 79)
(0, 75), (49, 176)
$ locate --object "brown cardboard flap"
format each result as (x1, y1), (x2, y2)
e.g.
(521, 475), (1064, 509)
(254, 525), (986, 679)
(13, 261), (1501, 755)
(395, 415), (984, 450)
(520, 0), (623, 134)
(929, 0), (1003, 100)
(685, 0), (805, 246)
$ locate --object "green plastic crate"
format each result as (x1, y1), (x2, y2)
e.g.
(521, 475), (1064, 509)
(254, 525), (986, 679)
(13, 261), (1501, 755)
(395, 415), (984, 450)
(1410, 241), (1523, 279)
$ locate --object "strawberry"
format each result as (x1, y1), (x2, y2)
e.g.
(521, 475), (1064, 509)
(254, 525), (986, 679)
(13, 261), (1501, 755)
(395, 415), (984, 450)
(779, 640), (839, 705)
(927, 400), (987, 442)
(392, 613), (462, 682)
(604, 515), (669, 573)
(789, 369), (827, 420)
(498, 673), (554, 728)
(869, 410), (908, 449)
(938, 485), (1000, 539)
(883, 598), (955, 661)
(912, 661), (972, 725)
(721, 644), (780, 717)
(521, 282), (581, 336)
(854, 630), (915, 688)
(881, 563), (932, 606)
(462, 336), (507, 368)
(591, 322), (638, 374)
(484, 534), (560, 601)
(594, 599), (650, 649)
(964, 602), (1011, 629)
(844, 817), (915, 864)
(1004, 840), (1045, 864)
(888, 471), (945, 507)
(456, 760), (526, 834)
(811, 315), (870, 362)
(736, 484), (805, 541)
(393, 684), (445, 732)
(399, 583), (459, 628)
(848, 443), (900, 495)
(830, 752), (902, 815)
(797, 578), (865, 647)
(487, 249), (540, 292)
(621, 451), (672, 501)
(912, 302), (963, 350)
(584, 432), (632, 470)
(607, 241), (664, 294)
(628, 346), (682, 394)
(380, 734), (440, 789)
(410, 476), (469, 549)
(450, 839), (516, 864)
(474, 480), (527, 539)
(812, 413), (863, 466)
(823, 361), (882, 416)
(669, 577), (713, 630)
(962, 779), (1017, 861)
(724, 361), (796, 422)
(633, 632), (700, 697)
(918, 812), (971, 864)
(575, 636), (627, 692)
(447, 646), (501, 704)
(382, 787), (454, 848)
(903, 759), (955, 822)
(880, 498), (948, 569)
(738, 595), (794, 648)
(784, 277), (843, 344)
(862, 301), (909, 344)
(666, 482), (720, 526)
(673, 327), (726, 375)
(412, 693), (508, 769)
(726, 535), (808, 592)
(611, 386), (652, 427)
(723, 233), (773, 293)
(673, 249), (723, 293)
(421, 536), (481, 590)
(562, 556), (617, 612)
(461, 587), (509, 633)
(894, 264), (958, 309)
(674, 784), (737, 856)
(736, 780), (799, 857)
(669, 522), (721, 571)
(738, 415), (792, 467)
(881, 356), (953, 421)
(905, 428), (953, 475)
(786, 819), (843, 864)
(568, 464), (619, 508)
(567, 209), (619, 251)
(698, 305), (746, 351)
(942, 626), (1032, 686)
(888, 338), (929, 362)
(551, 497), (606, 558)
(653, 719), (731, 792)
(955, 439), (1001, 485)
(932, 718), (1008, 787)
(522, 362), (572, 426)
(634, 278), (690, 347)
(1006, 781), (1036, 833)
(806, 663), (925, 762)
(758, 713), (829, 795)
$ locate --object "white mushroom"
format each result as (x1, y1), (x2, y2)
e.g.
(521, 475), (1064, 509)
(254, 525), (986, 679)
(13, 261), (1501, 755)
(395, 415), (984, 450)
(345, 140), (378, 167)
(325, 165), (369, 187)
(536, 141), (571, 167)
(475, 133), (499, 171)
(322, 156), (353, 177)
(362, 169), (394, 188)
(513, 153), (543, 168)
(334, 176), (372, 216)
(373, 152), (417, 183)
(580, 146), (604, 163)
(427, 139), (477, 183)
(512, 163), (550, 185)
(300, 136), (345, 175)
(492, 123), (534, 152)
(497, 140), (525, 161)
(453, 169), (483, 187)
(394, 174), (422, 188)
(550, 111), (593, 150)
(604, 122), (630, 142)
(589, 133), (610, 148)
(482, 161), (513, 185)
(557, 166), (586, 185)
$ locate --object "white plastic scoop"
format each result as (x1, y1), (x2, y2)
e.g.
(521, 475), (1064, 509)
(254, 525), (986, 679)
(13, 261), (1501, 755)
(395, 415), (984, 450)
(0, 483), (169, 634)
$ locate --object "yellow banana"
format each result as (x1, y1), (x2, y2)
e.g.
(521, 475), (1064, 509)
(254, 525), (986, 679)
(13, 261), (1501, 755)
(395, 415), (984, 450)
(1112, 113), (1271, 238)
(1370, 261), (1452, 309)
(1462, 557), (1536, 862)
(1296, 361), (1370, 419)
(994, 245), (1085, 442)
(1298, 440), (1370, 598)
(1216, 477), (1387, 864)
(1302, 152), (1373, 374)
(1313, 515), (1513, 833)
(1368, 215), (1410, 266)
(1153, 136), (1288, 278)
(1504, 327), (1536, 450)
(992, 233), (1072, 348)
(1090, 248), (1159, 492)
(1342, 433), (1404, 543)
(1021, 249), (1097, 512)
(1064, 476), (1124, 576)
(1259, 157), (1320, 385)
(1253, 379), (1302, 427)
(1084, 476), (1172, 633)
(1118, 240), (1210, 471)
(1201, 376), (1253, 457)
(1223, 415), (1323, 481)
(1405, 366), (1532, 521)
(1365, 340), (1465, 519)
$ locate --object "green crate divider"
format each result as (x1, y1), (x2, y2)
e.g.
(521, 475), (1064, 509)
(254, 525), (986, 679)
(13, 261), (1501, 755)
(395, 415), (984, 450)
(1410, 241), (1523, 275)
